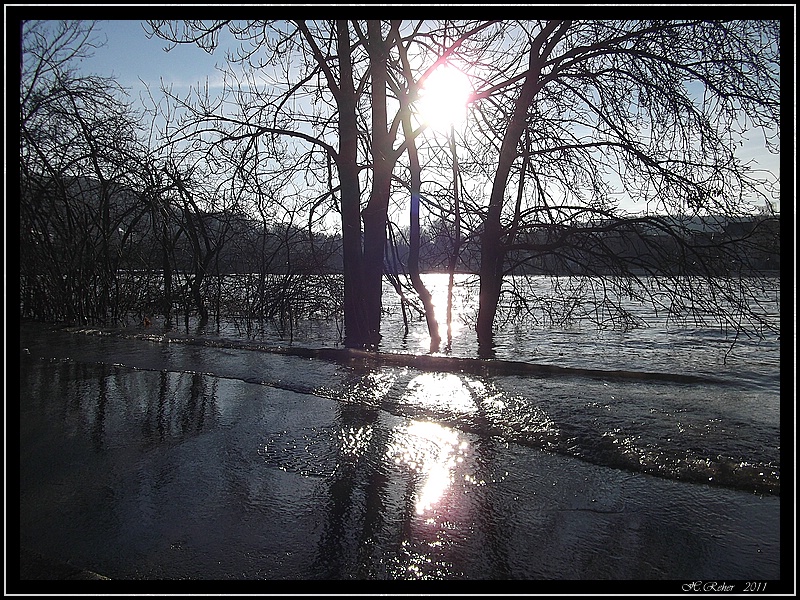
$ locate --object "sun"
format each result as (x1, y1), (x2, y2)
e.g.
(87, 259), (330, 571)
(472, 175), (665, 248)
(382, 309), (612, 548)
(417, 65), (472, 132)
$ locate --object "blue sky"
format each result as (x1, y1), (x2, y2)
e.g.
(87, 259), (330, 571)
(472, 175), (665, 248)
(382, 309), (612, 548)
(78, 20), (235, 100)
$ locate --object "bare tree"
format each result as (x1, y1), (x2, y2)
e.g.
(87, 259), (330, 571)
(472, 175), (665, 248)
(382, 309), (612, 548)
(466, 20), (780, 354)
(140, 19), (780, 357)
(144, 19), (498, 351)
(20, 20), (151, 325)
(145, 19), (381, 346)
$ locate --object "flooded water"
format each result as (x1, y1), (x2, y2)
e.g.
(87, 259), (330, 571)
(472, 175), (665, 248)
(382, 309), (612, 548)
(17, 275), (784, 586)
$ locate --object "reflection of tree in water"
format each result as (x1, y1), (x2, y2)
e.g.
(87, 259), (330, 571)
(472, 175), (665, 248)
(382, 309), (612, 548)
(91, 369), (108, 452)
(61, 363), (220, 450)
(143, 370), (218, 446)
(313, 366), (392, 579)
(49, 361), (114, 453)
(467, 437), (512, 579)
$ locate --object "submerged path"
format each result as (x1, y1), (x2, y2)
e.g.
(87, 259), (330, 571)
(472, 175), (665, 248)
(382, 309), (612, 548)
(68, 326), (722, 385)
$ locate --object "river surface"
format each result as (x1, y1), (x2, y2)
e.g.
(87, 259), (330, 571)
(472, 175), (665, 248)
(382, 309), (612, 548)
(17, 275), (783, 586)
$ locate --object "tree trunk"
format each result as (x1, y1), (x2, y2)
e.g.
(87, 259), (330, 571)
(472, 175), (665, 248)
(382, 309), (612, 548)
(476, 33), (554, 355)
(162, 241), (172, 327)
(359, 20), (394, 349)
(335, 20), (371, 349)
(392, 20), (441, 352)
(402, 110), (441, 353)
(446, 125), (461, 352)
(477, 241), (504, 357)
(361, 205), (387, 347)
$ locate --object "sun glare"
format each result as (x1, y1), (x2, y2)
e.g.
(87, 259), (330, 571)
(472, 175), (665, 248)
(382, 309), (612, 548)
(418, 66), (472, 131)
(386, 420), (471, 516)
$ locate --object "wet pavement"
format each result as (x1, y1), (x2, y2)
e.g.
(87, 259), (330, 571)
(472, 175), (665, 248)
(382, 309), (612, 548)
(15, 323), (786, 590)
(19, 546), (109, 580)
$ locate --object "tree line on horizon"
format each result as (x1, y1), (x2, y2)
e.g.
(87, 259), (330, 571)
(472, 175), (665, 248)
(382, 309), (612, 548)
(19, 19), (783, 354)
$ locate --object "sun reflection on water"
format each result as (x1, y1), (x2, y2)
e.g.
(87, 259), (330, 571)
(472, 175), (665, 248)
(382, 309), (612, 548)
(326, 370), (397, 405)
(336, 425), (373, 460)
(404, 372), (476, 414)
(386, 420), (470, 516)
(391, 539), (456, 580)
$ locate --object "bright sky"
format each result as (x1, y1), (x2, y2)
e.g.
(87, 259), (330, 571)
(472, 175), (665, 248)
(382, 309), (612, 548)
(75, 20), (780, 215)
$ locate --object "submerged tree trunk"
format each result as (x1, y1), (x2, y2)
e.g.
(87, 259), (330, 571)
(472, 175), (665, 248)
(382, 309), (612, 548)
(359, 20), (396, 349)
(445, 125), (461, 352)
(393, 19), (441, 352)
(333, 20), (372, 349)
(476, 26), (559, 355)
(162, 242), (173, 327)
(402, 110), (442, 353)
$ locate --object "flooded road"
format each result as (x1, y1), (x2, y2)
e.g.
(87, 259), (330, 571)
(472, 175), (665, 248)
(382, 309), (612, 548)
(17, 323), (782, 588)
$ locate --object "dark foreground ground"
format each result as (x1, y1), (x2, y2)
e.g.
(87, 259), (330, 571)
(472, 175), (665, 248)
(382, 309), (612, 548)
(19, 547), (109, 580)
